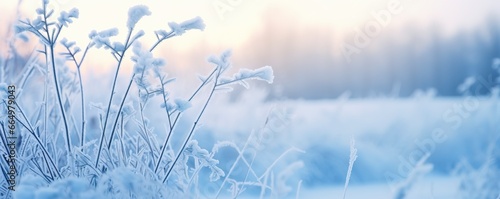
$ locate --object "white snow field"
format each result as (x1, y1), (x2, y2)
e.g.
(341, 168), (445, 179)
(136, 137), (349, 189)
(197, 92), (500, 198)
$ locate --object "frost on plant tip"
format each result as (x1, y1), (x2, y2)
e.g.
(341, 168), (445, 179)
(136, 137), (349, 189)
(131, 43), (165, 75)
(168, 16), (205, 36)
(31, 17), (45, 31)
(127, 5), (151, 29)
(234, 66), (274, 84)
(112, 41), (125, 52)
(185, 140), (225, 182)
(217, 65), (274, 89)
(60, 38), (76, 49)
(89, 28), (119, 49)
(58, 8), (79, 27)
(343, 138), (358, 199)
(208, 50), (232, 71)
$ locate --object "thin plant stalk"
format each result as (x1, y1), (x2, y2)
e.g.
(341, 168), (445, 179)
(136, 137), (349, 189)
(12, 103), (61, 178)
(95, 29), (133, 167)
(42, 2), (72, 157)
(162, 67), (221, 183)
(155, 67), (218, 173)
(106, 73), (135, 151)
(64, 43), (91, 148)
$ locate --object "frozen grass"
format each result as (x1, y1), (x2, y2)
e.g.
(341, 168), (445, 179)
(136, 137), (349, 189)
(1, 1), (500, 199)
(0, 1), (314, 198)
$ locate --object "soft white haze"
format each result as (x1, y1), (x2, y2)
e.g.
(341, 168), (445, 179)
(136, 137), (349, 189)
(3, 0), (500, 49)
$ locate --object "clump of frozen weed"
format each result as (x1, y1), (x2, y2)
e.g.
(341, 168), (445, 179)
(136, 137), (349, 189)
(454, 138), (500, 199)
(3, 0), (284, 198)
(210, 106), (304, 199)
(453, 59), (500, 199)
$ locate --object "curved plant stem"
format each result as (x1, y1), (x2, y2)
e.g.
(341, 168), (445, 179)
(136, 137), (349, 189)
(47, 31), (72, 155)
(107, 74), (135, 151)
(154, 67), (218, 173)
(95, 29), (133, 168)
(162, 67), (221, 183)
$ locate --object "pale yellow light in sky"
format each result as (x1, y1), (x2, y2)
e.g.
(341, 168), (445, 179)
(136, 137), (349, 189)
(2, 0), (500, 72)
(1, 0), (412, 50)
(3, 0), (389, 74)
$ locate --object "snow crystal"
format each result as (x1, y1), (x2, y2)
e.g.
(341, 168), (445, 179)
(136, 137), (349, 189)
(127, 5), (151, 29)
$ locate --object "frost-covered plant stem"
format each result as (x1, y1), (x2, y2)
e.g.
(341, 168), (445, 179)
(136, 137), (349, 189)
(295, 180), (302, 199)
(154, 67), (218, 173)
(64, 42), (91, 148)
(162, 67), (221, 183)
(106, 74), (135, 151)
(95, 29), (133, 168)
(259, 147), (304, 198)
(343, 138), (358, 199)
(13, 103), (61, 178)
(215, 131), (256, 198)
(41, 3), (73, 162)
(150, 30), (175, 51)
(106, 33), (176, 157)
(153, 75), (174, 173)
(77, 51), (87, 148)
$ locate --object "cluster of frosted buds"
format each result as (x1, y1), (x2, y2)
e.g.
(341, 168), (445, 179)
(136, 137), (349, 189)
(88, 28), (119, 49)
(57, 8), (79, 27)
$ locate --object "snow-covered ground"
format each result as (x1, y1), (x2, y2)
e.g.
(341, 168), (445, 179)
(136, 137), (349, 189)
(191, 92), (500, 198)
(300, 175), (462, 199)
